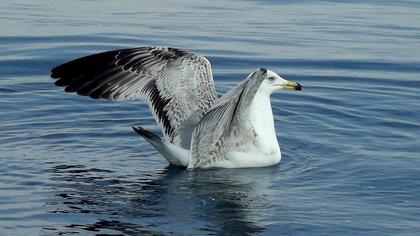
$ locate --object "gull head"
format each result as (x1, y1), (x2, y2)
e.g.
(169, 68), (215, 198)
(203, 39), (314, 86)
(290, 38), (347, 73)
(252, 68), (302, 95)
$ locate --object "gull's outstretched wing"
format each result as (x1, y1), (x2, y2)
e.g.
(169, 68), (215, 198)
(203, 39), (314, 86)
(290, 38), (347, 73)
(188, 68), (267, 168)
(51, 47), (218, 148)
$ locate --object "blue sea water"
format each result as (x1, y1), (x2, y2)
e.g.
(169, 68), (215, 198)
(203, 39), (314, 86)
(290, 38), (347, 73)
(1, 0), (420, 235)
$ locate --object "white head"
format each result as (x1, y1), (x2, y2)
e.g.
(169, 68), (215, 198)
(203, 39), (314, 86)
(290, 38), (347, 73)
(257, 69), (302, 95)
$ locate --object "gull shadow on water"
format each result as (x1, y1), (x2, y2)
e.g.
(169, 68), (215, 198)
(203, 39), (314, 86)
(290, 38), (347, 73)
(47, 163), (285, 235)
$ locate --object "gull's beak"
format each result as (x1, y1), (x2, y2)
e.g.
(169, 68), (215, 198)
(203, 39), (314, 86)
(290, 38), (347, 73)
(281, 81), (302, 91)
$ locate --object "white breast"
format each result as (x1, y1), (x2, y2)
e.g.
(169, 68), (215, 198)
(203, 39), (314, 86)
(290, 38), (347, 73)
(249, 92), (281, 155)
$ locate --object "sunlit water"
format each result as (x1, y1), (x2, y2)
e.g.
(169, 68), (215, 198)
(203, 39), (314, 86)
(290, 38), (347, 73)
(1, 0), (420, 235)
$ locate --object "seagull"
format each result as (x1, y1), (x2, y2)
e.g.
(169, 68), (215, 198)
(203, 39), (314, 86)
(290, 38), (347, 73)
(51, 47), (302, 169)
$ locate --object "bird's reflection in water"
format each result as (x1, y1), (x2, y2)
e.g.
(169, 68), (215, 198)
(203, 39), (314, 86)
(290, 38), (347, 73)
(48, 163), (285, 235)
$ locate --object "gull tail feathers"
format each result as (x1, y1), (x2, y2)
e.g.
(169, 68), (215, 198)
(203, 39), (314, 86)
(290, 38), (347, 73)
(132, 127), (190, 167)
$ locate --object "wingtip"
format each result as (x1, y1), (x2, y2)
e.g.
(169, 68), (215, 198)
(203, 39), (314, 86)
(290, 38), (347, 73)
(132, 126), (141, 134)
(132, 126), (159, 141)
(54, 78), (65, 86)
(50, 66), (61, 79)
(51, 73), (59, 79)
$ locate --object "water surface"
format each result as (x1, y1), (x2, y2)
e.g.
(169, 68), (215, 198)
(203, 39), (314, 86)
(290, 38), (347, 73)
(1, 0), (420, 235)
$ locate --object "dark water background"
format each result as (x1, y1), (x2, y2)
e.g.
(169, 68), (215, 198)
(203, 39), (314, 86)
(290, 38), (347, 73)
(1, 0), (420, 235)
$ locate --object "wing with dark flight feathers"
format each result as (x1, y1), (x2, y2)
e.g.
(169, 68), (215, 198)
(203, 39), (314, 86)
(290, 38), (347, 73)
(51, 47), (218, 148)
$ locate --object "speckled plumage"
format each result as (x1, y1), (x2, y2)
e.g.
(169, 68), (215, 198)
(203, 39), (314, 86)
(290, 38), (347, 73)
(189, 69), (267, 168)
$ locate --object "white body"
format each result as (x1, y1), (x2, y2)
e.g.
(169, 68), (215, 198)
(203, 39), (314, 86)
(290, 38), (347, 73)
(205, 90), (281, 168)
(158, 70), (286, 169)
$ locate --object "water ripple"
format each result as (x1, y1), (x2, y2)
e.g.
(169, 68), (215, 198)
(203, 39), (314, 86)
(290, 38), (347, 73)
(2, 0), (420, 235)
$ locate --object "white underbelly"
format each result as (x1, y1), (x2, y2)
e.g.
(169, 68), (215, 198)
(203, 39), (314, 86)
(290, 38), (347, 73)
(205, 151), (282, 168)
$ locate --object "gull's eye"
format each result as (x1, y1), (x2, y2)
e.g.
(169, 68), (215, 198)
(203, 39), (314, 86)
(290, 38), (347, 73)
(268, 77), (275, 81)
